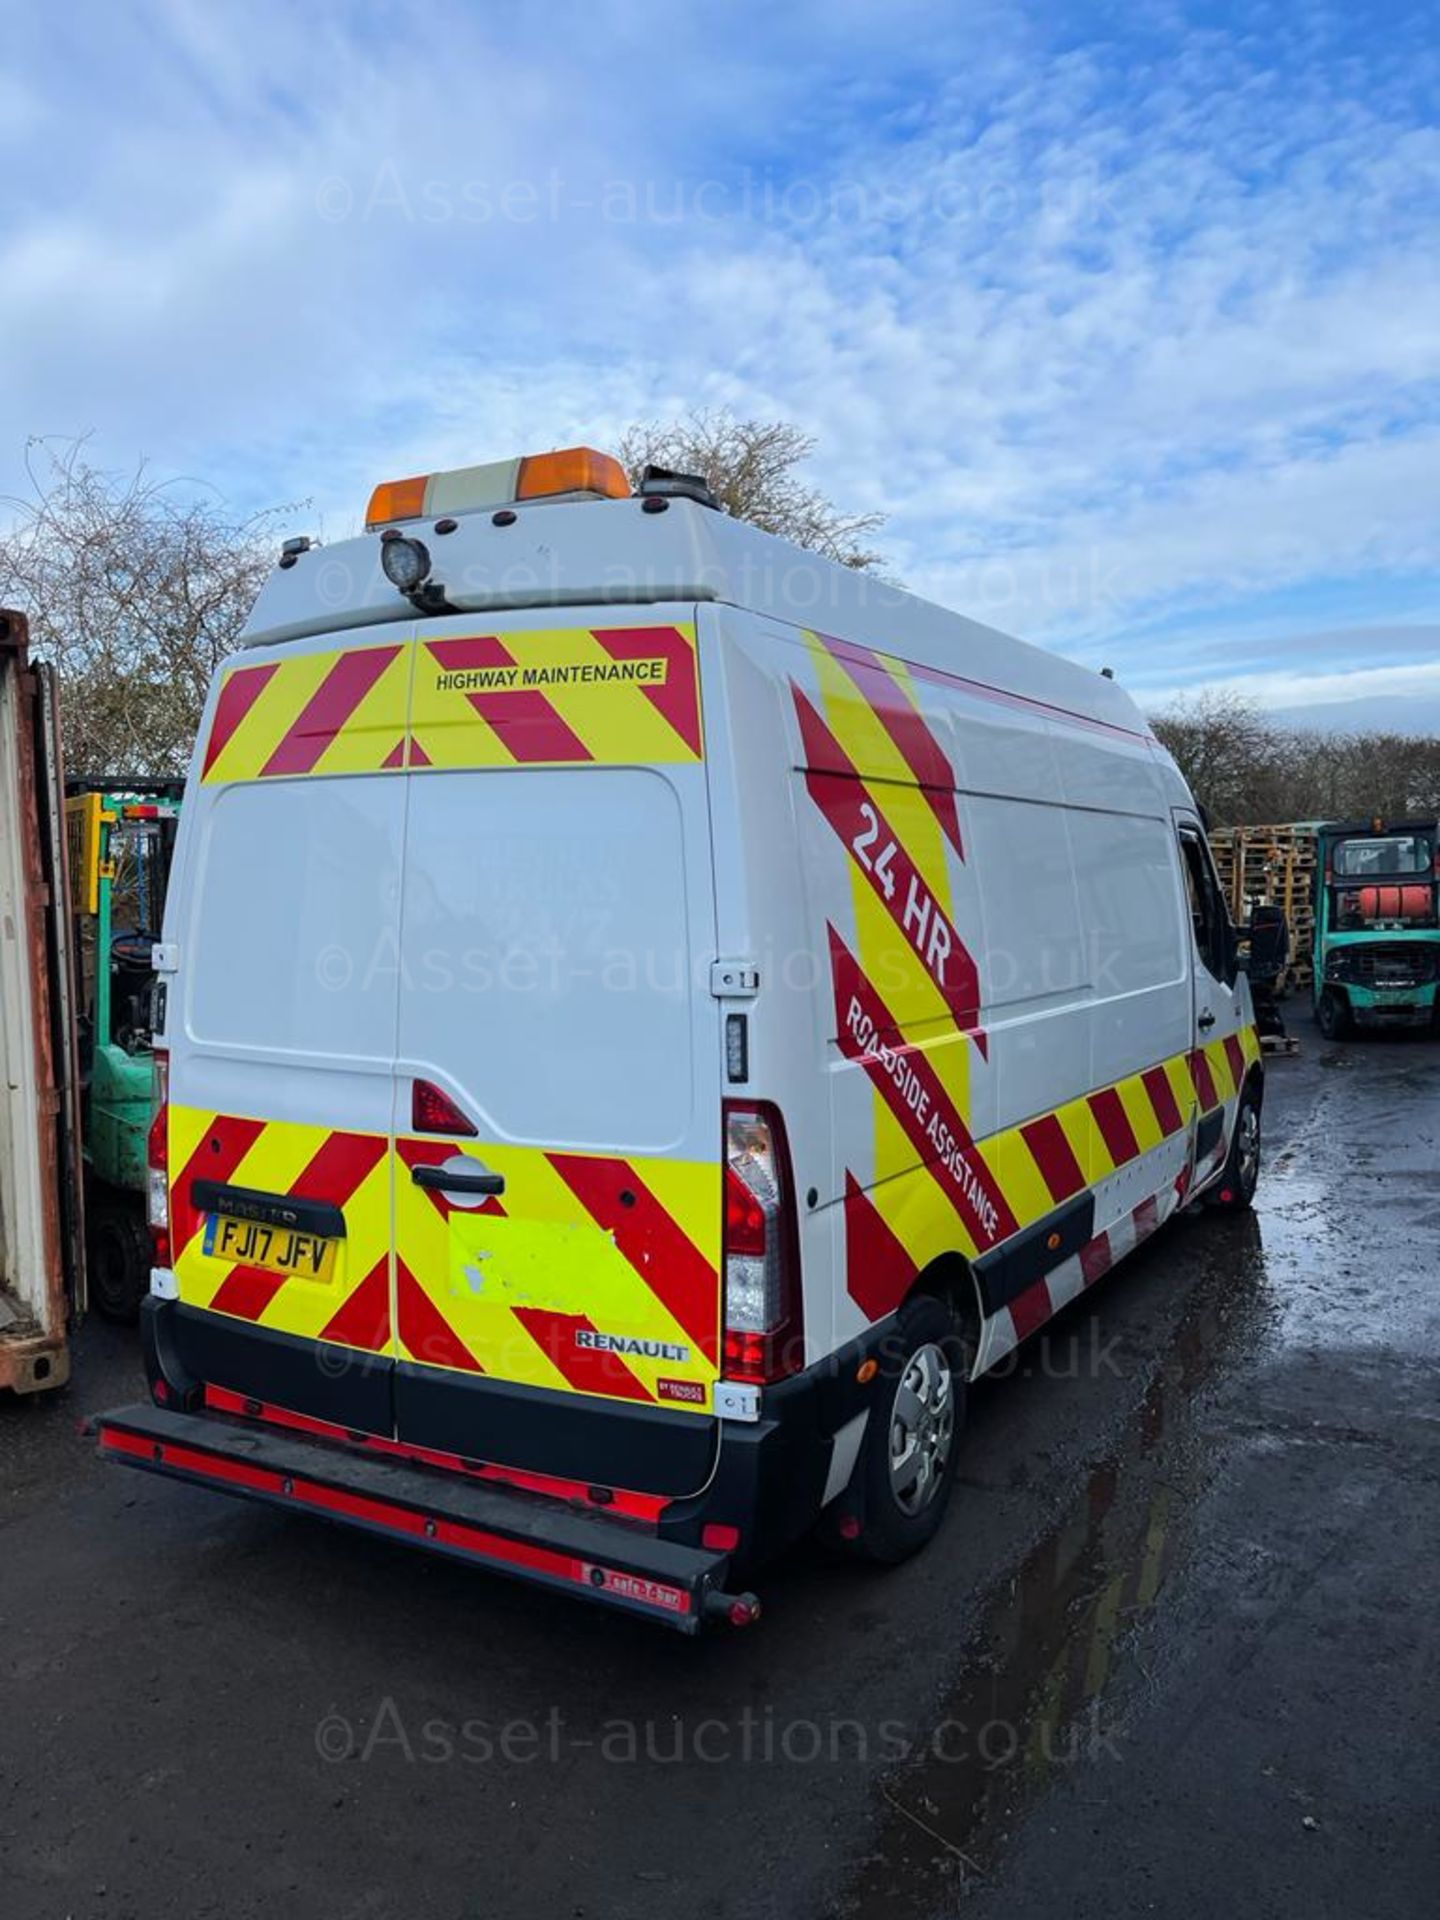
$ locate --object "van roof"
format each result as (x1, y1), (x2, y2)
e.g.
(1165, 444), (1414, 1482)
(240, 495), (1148, 738)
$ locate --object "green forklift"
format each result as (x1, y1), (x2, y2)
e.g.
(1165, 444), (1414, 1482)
(1313, 816), (1440, 1039)
(66, 782), (182, 1319)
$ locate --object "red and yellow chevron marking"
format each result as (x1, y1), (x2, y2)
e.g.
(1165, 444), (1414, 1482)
(796, 628), (987, 1273)
(394, 1136), (721, 1411)
(838, 991), (1262, 1322)
(796, 687), (979, 1031)
(791, 626), (1262, 1326)
(829, 923), (1014, 1255)
(202, 642), (410, 784)
(815, 632), (965, 858)
(797, 635), (976, 1039)
(201, 623), (704, 784)
(168, 1107), (393, 1352)
(166, 1107), (722, 1408)
(411, 624), (703, 771)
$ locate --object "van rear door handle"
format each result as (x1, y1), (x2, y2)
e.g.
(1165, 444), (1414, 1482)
(1197, 1010), (1216, 1031)
(410, 1165), (506, 1196)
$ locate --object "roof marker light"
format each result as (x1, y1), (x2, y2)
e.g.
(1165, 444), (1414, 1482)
(516, 448), (628, 502)
(365, 447), (628, 529)
(365, 474), (428, 528)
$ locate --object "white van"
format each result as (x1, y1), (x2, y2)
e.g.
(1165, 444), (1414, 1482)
(98, 449), (1262, 1630)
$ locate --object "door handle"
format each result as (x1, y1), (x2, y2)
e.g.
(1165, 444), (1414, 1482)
(410, 1164), (505, 1196)
(1198, 1009), (1217, 1031)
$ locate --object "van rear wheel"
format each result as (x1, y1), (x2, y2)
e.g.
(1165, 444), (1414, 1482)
(847, 1295), (966, 1565)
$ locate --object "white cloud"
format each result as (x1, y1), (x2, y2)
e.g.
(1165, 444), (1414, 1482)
(1, 0), (1437, 719)
(1141, 654), (1440, 715)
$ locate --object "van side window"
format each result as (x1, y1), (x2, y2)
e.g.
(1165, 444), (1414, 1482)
(1177, 826), (1230, 981)
(1068, 810), (1186, 994)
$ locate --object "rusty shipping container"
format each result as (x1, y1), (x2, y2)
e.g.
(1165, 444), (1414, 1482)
(0, 608), (85, 1392)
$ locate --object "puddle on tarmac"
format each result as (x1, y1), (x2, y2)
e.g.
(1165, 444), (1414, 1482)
(1249, 1072), (1440, 1351)
(838, 1213), (1273, 1912)
(840, 1044), (1439, 1911)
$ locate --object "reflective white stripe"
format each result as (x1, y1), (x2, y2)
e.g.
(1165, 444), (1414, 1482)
(1042, 1249), (1086, 1315)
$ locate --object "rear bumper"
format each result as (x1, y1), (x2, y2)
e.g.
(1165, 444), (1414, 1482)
(94, 1398), (756, 1633)
(138, 1297), (886, 1577)
(142, 1297), (717, 1497)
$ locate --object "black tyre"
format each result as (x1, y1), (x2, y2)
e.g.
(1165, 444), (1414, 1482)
(1205, 1079), (1262, 1212)
(1316, 988), (1350, 1041)
(87, 1203), (151, 1324)
(848, 1294), (966, 1565)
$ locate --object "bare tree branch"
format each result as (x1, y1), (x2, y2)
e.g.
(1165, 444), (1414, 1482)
(1151, 688), (1440, 824)
(618, 410), (886, 571)
(0, 435), (300, 779)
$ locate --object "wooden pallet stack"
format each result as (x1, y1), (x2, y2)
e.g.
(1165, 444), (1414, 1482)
(1209, 823), (1319, 996)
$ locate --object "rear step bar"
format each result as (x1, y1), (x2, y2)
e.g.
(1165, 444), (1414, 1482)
(93, 1403), (760, 1633)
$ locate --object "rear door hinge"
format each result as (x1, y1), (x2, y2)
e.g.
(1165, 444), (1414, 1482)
(710, 959), (759, 999)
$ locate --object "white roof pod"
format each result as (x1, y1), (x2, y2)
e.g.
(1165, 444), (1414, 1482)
(242, 446), (1148, 741)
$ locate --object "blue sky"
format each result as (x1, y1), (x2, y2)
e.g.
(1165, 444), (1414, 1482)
(2, 0), (1438, 728)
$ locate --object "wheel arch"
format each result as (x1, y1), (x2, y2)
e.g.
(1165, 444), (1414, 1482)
(904, 1251), (984, 1374)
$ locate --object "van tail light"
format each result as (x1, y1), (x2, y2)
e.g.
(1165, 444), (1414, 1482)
(412, 1079), (478, 1136)
(722, 1101), (803, 1385)
(147, 1050), (170, 1266)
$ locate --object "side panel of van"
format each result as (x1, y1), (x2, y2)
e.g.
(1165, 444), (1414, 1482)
(737, 617), (1258, 1377)
(786, 629), (1004, 1323)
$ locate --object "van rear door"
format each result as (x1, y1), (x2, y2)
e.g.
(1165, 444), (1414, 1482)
(389, 611), (723, 1496)
(166, 625), (414, 1431)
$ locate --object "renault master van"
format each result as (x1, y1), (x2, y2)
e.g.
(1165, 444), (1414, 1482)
(97, 449), (1262, 1630)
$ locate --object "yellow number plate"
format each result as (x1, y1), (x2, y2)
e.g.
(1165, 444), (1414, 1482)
(203, 1213), (338, 1283)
